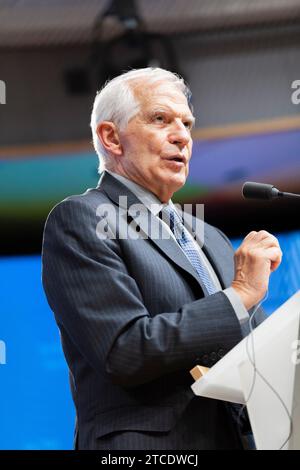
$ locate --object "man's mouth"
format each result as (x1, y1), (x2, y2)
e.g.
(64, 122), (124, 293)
(164, 154), (186, 164)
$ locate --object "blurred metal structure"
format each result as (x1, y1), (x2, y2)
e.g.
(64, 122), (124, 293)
(0, 0), (300, 48)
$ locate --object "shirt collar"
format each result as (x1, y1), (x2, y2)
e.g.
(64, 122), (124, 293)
(106, 170), (174, 216)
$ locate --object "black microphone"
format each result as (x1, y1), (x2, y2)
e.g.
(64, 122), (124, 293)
(242, 182), (300, 201)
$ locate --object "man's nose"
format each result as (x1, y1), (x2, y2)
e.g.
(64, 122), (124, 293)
(168, 121), (191, 148)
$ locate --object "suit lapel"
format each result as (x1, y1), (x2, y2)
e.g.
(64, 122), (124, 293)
(127, 205), (209, 291)
(98, 172), (228, 293)
(203, 232), (233, 289)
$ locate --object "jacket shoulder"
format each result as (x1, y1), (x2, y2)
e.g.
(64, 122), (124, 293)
(44, 188), (109, 224)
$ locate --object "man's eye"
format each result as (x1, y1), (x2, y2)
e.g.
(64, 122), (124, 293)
(154, 115), (165, 122)
(184, 121), (192, 129)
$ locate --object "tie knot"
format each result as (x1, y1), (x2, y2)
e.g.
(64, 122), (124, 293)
(161, 205), (183, 228)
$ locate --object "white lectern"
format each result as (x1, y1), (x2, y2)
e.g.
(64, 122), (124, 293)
(190, 291), (300, 450)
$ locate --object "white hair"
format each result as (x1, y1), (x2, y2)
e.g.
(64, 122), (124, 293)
(90, 67), (192, 173)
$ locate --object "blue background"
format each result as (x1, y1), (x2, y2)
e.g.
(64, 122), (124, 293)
(0, 230), (300, 449)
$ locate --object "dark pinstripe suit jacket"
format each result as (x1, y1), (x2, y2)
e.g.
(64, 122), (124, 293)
(42, 171), (265, 450)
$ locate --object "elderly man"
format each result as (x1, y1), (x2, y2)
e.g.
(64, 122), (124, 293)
(42, 68), (282, 450)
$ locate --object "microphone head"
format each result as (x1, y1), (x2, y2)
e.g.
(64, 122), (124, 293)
(242, 182), (276, 200)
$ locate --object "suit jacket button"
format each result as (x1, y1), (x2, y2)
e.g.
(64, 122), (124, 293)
(210, 352), (217, 362)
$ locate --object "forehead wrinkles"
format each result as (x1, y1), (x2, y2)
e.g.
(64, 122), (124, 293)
(130, 79), (189, 111)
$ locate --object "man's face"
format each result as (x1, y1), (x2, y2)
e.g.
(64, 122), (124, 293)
(117, 81), (194, 202)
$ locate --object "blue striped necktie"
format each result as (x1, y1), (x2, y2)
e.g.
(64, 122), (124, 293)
(162, 205), (218, 295)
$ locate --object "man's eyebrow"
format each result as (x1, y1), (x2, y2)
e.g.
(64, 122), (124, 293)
(185, 115), (196, 124)
(147, 105), (195, 122)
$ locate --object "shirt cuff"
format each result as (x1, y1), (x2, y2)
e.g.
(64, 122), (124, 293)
(223, 287), (249, 325)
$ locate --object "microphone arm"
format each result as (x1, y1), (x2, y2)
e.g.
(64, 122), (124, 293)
(280, 191), (300, 200)
(242, 182), (300, 201)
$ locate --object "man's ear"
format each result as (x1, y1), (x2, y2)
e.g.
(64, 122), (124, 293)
(96, 121), (123, 156)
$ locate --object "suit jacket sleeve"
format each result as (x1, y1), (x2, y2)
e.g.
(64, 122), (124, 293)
(42, 198), (247, 388)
